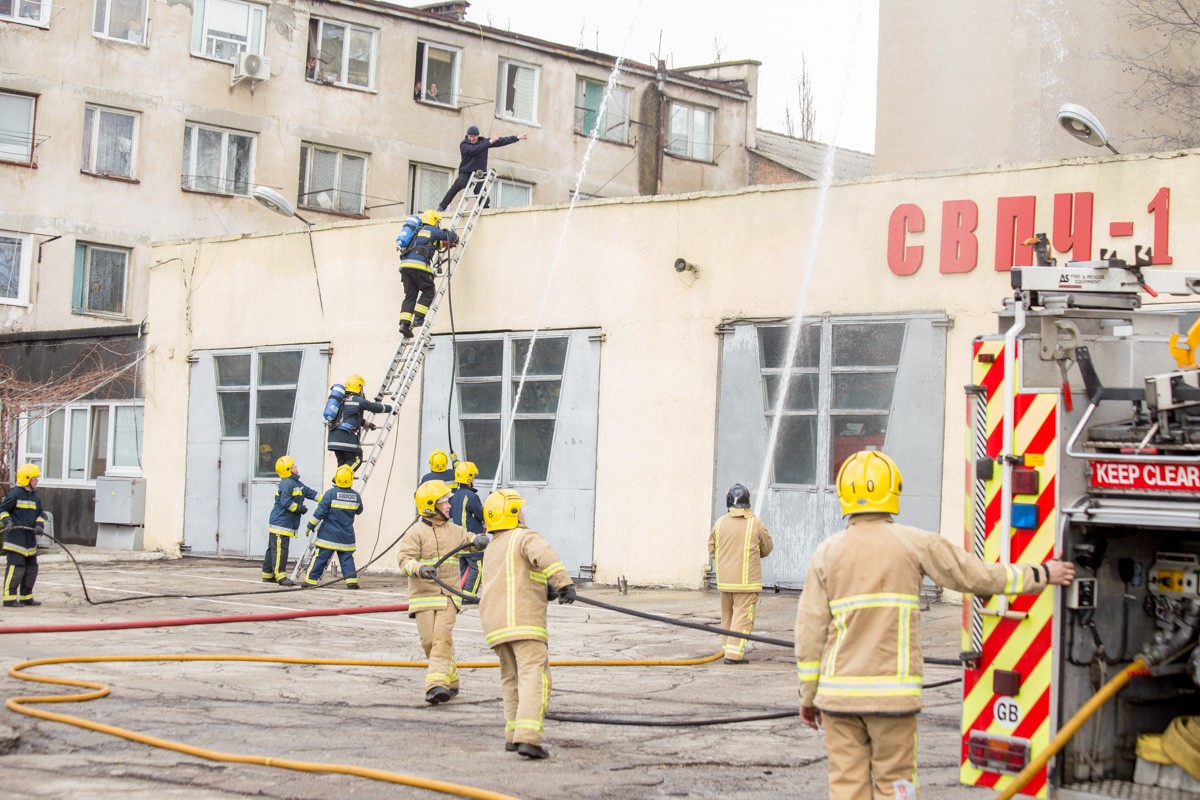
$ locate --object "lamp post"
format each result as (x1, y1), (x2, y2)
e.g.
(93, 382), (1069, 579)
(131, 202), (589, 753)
(251, 186), (324, 315)
(1056, 103), (1120, 155)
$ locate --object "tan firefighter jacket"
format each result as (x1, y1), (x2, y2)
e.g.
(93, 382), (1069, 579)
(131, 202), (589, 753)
(397, 516), (475, 615)
(708, 508), (774, 592)
(479, 526), (573, 648)
(794, 513), (1055, 715)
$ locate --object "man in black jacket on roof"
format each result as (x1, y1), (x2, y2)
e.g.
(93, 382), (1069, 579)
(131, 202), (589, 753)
(437, 125), (528, 212)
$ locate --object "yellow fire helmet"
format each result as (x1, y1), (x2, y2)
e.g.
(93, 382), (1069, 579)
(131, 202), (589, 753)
(415, 479), (453, 518)
(483, 489), (525, 532)
(334, 464), (355, 488)
(421, 209), (441, 226)
(345, 374), (365, 394)
(274, 455), (295, 478)
(835, 450), (903, 516)
(259, 443), (273, 455)
(428, 449), (450, 473)
(15, 463), (40, 487)
(454, 461), (478, 486)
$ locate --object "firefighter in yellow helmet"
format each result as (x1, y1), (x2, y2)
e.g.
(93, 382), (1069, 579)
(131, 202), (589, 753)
(1, 464), (47, 606)
(302, 465), (363, 588)
(397, 211), (457, 339)
(326, 374), (392, 472)
(420, 448), (458, 489)
(261, 456), (317, 586)
(708, 483), (773, 663)
(478, 489), (575, 759)
(396, 480), (488, 704)
(794, 451), (1076, 800)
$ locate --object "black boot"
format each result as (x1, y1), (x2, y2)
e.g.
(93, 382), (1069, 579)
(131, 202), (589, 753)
(3, 601), (18, 607)
(398, 320), (413, 339)
(277, 577), (296, 587)
(425, 686), (452, 705)
(504, 743), (518, 752)
(20, 599), (40, 606)
(517, 743), (549, 759)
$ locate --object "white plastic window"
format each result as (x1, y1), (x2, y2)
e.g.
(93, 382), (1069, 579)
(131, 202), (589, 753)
(306, 17), (376, 89)
(192, 0), (265, 62)
(414, 41), (459, 106)
(81, 105), (138, 178)
(181, 122), (255, 195)
(0, 230), (31, 305)
(409, 163), (452, 213)
(22, 403), (145, 483)
(73, 242), (129, 317)
(498, 59), (538, 124)
(93, 0), (148, 44)
(0, 0), (50, 27)
(299, 143), (367, 214)
(667, 101), (714, 162)
(0, 91), (36, 164)
(493, 179), (532, 209)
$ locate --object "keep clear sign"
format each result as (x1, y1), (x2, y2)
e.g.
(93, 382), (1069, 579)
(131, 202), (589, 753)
(993, 696), (1022, 729)
(1090, 461), (1200, 491)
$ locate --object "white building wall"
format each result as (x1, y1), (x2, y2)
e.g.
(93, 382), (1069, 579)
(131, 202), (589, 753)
(145, 149), (1200, 585)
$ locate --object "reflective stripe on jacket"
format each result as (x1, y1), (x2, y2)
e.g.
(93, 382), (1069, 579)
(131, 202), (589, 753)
(708, 509), (773, 592)
(0, 486), (44, 554)
(479, 527), (572, 648)
(309, 487), (362, 549)
(397, 516), (475, 615)
(793, 513), (1051, 714)
(268, 476), (318, 536)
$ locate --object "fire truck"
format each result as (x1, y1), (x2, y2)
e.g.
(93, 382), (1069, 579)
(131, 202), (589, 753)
(961, 256), (1200, 799)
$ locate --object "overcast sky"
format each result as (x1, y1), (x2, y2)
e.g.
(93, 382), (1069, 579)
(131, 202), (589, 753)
(461, 0), (879, 154)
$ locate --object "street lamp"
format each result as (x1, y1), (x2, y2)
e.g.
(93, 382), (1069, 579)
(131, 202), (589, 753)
(1056, 103), (1120, 155)
(251, 186), (324, 315)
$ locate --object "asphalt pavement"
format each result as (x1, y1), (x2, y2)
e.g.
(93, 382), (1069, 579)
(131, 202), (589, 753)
(0, 550), (994, 799)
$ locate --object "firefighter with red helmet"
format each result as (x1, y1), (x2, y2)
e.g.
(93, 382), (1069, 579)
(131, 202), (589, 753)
(794, 450), (1076, 799)
(397, 479), (488, 704)
(478, 489), (575, 759)
(0, 464), (46, 607)
(708, 483), (773, 663)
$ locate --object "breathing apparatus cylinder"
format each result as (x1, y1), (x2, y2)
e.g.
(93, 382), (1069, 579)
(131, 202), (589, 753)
(323, 384), (346, 428)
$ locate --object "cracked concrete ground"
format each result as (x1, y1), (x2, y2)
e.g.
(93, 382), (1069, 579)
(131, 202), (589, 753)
(0, 552), (995, 799)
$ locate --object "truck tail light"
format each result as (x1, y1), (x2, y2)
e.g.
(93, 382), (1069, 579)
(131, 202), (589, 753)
(967, 730), (1030, 774)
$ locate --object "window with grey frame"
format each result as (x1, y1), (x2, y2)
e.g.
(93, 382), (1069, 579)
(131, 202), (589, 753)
(254, 351), (302, 478)
(455, 335), (568, 483)
(759, 319), (905, 485)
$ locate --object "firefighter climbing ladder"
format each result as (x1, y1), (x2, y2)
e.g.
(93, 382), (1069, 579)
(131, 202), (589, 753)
(290, 170), (497, 582)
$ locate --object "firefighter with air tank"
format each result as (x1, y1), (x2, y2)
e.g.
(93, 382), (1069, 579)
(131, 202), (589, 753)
(794, 450), (1075, 800)
(325, 373), (392, 472)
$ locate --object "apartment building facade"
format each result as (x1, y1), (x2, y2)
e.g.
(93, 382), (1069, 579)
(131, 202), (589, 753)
(0, 0), (766, 541)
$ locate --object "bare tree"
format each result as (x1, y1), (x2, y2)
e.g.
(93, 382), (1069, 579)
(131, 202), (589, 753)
(798, 55), (817, 141)
(0, 345), (143, 490)
(782, 56), (819, 141)
(1108, 0), (1200, 148)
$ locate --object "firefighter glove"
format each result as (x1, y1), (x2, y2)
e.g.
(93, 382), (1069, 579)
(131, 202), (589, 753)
(418, 565), (437, 580)
(298, 505), (309, 515)
(472, 534), (490, 550)
(556, 584), (577, 605)
(33, 524), (44, 536)
(306, 522), (317, 534)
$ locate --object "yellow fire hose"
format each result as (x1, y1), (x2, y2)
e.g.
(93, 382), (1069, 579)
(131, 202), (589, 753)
(7, 651), (723, 799)
(993, 657), (1146, 800)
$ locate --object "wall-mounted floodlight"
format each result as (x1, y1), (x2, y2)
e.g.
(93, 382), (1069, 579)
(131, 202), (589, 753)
(1056, 103), (1120, 154)
(674, 257), (698, 274)
(251, 186), (324, 314)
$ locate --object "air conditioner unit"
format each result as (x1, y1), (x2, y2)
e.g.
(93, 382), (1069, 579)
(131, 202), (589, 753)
(232, 52), (271, 85)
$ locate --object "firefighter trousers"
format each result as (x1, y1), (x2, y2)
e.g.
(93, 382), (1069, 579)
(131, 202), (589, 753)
(261, 532), (292, 581)
(719, 590), (759, 661)
(331, 448), (363, 471)
(415, 603), (460, 691)
(823, 712), (919, 800)
(305, 546), (358, 586)
(4, 551), (38, 603)
(493, 639), (551, 746)
(399, 269), (435, 327)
